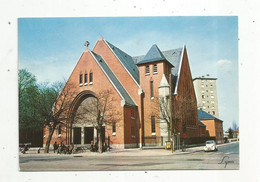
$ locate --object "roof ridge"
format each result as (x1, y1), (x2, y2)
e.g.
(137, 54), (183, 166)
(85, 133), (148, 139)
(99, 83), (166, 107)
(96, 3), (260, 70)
(105, 40), (140, 85)
(91, 51), (136, 106)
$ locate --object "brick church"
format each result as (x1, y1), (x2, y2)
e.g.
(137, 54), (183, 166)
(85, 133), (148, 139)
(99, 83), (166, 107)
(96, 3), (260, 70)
(43, 36), (207, 149)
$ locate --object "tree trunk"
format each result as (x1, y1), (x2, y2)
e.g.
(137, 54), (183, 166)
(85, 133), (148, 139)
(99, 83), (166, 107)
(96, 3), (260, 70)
(44, 124), (56, 153)
(98, 129), (103, 153)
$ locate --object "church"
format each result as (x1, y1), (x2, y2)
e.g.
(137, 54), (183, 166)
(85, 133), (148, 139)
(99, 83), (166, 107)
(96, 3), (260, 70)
(43, 36), (204, 149)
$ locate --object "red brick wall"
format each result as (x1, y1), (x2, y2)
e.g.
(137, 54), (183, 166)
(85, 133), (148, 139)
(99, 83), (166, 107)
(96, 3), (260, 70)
(138, 61), (172, 138)
(43, 51), (126, 146)
(93, 39), (142, 146)
(173, 48), (199, 138)
(215, 119), (224, 143)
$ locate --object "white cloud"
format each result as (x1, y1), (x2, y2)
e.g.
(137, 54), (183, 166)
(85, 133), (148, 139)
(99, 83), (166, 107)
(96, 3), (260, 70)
(216, 59), (233, 74)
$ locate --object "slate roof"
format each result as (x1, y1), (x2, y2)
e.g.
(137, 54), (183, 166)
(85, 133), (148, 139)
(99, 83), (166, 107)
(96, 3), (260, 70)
(162, 48), (183, 76)
(91, 51), (136, 106)
(136, 44), (174, 67)
(105, 41), (140, 84)
(133, 47), (183, 94)
(198, 109), (217, 120)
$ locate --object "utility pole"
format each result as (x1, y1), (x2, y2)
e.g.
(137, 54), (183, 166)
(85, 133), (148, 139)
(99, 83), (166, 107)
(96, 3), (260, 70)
(169, 73), (174, 153)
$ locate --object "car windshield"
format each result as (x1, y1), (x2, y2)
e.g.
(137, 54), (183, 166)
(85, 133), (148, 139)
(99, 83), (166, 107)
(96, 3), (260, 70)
(206, 141), (214, 144)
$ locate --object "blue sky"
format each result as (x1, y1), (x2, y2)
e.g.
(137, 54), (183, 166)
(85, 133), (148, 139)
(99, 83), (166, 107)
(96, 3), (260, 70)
(18, 17), (238, 131)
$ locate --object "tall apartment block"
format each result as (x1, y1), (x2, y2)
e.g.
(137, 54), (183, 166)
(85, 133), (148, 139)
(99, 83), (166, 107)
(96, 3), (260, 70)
(193, 75), (219, 117)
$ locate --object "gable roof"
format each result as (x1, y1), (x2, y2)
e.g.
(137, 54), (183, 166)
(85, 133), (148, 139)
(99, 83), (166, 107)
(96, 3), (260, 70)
(162, 48), (183, 76)
(105, 40), (140, 84)
(198, 109), (217, 120)
(136, 44), (174, 67)
(90, 51), (136, 107)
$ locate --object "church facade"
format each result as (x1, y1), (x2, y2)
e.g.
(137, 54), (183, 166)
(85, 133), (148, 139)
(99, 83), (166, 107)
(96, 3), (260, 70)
(43, 36), (203, 149)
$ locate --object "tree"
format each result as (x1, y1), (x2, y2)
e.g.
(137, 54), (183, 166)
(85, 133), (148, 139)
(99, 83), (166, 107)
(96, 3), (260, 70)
(74, 89), (121, 153)
(39, 81), (78, 153)
(19, 69), (42, 144)
(232, 121), (238, 131)
(228, 127), (234, 138)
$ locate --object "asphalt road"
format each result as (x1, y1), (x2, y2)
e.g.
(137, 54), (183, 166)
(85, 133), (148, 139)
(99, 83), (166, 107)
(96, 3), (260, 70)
(19, 142), (239, 171)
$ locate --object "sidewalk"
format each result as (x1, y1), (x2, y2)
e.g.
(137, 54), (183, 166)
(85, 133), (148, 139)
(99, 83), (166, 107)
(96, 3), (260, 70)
(21, 141), (239, 157)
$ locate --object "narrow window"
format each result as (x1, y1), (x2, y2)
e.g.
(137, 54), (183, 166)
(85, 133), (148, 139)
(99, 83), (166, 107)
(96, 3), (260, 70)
(112, 122), (116, 135)
(131, 110), (135, 119)
(153, 64), (158, 74)
(89, 72), (93, 84)
(131, 126), (135, 138)
(79, 74), (83, 85)
(84, 73), (88, 85)
(212, 111), (215, 115)
(151, 116), (156, 135)
(145, 65), (150, 74)
(58, 125), (61, 134)
(150, 80), (154, 98)
(202, 95), (205, 99)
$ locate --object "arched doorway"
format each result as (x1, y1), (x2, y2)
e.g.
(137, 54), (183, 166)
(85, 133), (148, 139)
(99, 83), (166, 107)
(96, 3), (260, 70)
(69, 91), (105, 147)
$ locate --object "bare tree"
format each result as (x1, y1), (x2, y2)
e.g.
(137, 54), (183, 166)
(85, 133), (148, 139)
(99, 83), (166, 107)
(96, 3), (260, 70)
(232, 121), (238, 131)
(74, 89), (121, 153)
(39, 81), (77, 153)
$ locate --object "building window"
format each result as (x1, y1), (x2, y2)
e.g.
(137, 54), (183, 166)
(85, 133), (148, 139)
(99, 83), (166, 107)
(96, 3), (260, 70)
(131, 110), (135, 119)
(212, 111), (215, 115)
(151, 116), (156, 135)
(202, 101), (206, 103)
(58, 125), (61, 134)
(211, 95), (214, 99)
(150, 80), (154, 99)
(202, 95), (205, 99)
(202, 90), (205, 93)
(201, 85), (204, 88)
(146, 65), (150, 75)
(210, 90), (214, 93)
(84, 73), (88, 85)
(89, 72), (93, 84)
(112, 122), (116, 135)
(153, 64), (158, 74)
(131, 126), (135, 138)
(211, 101), (214, 104)
(79, 74), (83, 85)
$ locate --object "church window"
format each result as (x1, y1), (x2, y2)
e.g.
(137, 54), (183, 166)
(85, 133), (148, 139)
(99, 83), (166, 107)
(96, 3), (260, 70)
(79, 74), (83, 85)
(84, 73), (88, 85)
(153, 64), (158, 74)
(151, 116), (156, 135)
(89, 72), (93, 84)
(112, 122), (116, 135)
(150, 80), (154, 99)
(145, 65), (150, 75)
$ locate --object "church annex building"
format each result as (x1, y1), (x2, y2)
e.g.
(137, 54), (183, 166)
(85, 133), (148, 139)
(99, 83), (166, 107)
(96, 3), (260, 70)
(43, 36), (223, 149)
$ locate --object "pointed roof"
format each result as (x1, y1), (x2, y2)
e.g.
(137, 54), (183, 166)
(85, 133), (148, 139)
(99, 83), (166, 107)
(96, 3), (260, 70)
(105, 40), (140, 84)
(136, 44), (174, 67)
(159, 74), (170, 88)
(90, 51), (136, 107)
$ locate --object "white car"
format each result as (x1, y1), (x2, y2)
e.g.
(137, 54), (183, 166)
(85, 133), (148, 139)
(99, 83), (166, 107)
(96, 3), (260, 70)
(204, 140), (218, 152)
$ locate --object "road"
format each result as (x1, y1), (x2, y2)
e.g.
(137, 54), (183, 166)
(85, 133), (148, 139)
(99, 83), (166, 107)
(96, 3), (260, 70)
(19, 142), (239, 171)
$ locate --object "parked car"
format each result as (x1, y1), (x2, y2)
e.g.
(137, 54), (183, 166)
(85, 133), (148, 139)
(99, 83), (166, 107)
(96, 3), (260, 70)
(204, 140), (217, 152)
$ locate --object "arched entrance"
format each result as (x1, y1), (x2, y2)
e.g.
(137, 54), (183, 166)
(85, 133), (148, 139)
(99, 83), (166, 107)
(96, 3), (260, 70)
(68, 90), (105, 147)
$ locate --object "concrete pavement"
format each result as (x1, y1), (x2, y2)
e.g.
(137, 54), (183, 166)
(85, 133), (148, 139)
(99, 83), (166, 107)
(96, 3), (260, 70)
(20, 141), (239, 157)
